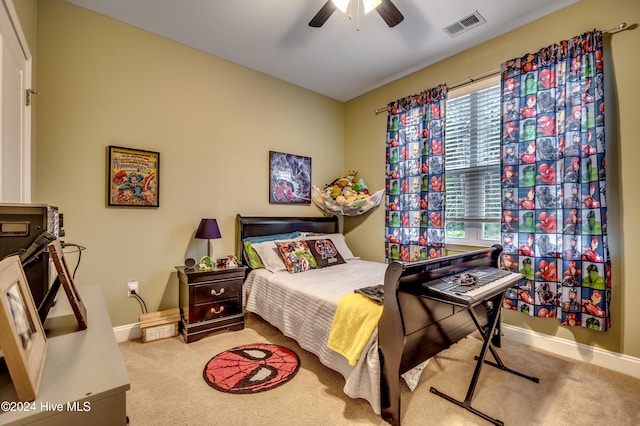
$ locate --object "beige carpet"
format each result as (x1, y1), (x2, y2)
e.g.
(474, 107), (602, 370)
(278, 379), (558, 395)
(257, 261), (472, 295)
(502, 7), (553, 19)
(119, 313), (640, 425)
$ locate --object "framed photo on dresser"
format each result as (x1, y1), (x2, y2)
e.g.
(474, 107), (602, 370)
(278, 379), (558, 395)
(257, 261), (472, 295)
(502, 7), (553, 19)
(0, 256), (47, 401)
(47, 240), (88, 330)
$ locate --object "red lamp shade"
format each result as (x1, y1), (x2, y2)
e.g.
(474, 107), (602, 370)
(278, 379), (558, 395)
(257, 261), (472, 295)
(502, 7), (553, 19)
(195, 218), (221, 258)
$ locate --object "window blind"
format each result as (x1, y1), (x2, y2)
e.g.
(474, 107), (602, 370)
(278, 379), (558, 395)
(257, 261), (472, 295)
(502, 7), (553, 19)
(445, 84), (501, 223)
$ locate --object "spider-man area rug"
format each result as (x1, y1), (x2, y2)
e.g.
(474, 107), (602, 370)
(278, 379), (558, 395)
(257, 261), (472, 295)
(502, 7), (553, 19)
(203, 343), (300, 394)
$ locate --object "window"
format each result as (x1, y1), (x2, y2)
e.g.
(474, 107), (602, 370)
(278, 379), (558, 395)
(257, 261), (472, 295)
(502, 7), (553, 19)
(444, 78), (501, 245)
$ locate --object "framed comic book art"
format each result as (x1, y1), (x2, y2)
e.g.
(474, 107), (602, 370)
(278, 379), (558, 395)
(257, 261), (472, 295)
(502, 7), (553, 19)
(107, 146), (160, 207)
(269, 151), (311, 204)
(0, 256), (47, 401)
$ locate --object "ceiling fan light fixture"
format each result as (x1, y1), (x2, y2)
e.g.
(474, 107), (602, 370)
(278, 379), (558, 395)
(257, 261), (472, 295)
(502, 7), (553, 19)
(332, 0), (350, 13)
(310, 0), (403, 28)
(363, 0), (382, 14)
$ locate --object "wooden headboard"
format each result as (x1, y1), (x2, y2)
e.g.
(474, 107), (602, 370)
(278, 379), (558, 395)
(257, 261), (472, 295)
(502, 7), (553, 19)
(235, 215), (339, 265)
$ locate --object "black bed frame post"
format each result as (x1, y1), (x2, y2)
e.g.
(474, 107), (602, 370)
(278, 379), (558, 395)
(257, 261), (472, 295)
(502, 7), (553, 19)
(235, 214), (244, 264)
(378, 262), (405, 426)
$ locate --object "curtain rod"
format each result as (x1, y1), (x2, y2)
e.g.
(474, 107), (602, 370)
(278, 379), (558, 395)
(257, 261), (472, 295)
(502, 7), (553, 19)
(374, 22), (628, 115)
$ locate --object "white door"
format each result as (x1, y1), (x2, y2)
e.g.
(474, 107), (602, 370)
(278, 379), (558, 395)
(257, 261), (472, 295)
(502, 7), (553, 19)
(0, 0), (31, 203)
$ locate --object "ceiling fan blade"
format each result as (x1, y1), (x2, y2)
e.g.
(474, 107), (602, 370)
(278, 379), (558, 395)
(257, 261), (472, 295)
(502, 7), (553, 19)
(309, 1), (337, 28)
(376, 0), (404, 27)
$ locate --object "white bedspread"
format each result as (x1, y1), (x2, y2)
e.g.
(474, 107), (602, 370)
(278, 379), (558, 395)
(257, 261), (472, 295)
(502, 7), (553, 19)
(243, 259), (387, 413)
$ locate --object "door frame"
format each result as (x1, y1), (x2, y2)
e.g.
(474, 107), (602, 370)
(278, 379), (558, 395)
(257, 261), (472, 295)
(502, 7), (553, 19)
(0, 0), (32, 202)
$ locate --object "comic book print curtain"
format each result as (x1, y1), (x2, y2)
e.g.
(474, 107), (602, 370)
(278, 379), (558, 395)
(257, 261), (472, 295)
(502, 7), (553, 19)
(499, 30), (610, 330)
(385, 85), (447, 263)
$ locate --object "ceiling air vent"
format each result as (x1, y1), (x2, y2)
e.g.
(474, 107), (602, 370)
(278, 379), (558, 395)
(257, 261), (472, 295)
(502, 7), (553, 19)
(443, 10), (486, 38)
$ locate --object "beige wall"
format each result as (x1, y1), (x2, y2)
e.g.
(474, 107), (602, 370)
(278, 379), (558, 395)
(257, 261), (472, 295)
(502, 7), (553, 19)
(17, 0), (640, 358)
(31, 0), (345, 327)
(345, 0), (640, 357)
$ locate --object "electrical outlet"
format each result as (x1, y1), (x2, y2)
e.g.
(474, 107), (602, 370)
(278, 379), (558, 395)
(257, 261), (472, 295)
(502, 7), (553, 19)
(127, 281), (138, 298)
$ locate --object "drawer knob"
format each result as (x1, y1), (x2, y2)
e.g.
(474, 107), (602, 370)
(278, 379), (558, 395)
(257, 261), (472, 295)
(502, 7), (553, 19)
(210, 306), (225, 314)
(210, 288), (225, 296)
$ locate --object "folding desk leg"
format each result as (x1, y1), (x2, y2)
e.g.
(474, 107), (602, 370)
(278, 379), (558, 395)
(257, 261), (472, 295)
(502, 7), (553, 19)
(479, 345), (540, 383)
(475, 305), (539, 383)
(429, 293), (538, 425)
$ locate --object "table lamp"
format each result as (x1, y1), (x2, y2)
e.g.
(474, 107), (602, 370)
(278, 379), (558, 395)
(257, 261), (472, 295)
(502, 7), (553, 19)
(195, 218), (221, 258)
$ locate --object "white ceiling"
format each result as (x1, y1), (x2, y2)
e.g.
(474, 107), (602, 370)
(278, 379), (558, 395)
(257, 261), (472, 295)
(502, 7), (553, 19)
(64, 0), (581, 102)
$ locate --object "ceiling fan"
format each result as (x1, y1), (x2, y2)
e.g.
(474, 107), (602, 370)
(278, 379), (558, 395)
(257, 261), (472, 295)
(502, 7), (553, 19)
(309, 0), (404, 28)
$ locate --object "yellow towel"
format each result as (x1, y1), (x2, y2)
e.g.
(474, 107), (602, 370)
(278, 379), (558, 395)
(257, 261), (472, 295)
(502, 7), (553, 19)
(327, 293), (383, 366)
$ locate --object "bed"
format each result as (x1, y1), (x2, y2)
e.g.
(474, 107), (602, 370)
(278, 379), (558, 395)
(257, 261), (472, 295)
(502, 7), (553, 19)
(236, 215), (499, 426)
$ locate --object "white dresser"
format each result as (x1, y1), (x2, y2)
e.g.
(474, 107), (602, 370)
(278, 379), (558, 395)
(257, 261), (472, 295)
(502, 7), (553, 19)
(0, 286), (129, 425)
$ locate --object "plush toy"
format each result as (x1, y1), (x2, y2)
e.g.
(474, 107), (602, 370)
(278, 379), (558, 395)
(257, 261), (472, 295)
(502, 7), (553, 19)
(199, 256), (214, 271)
(330, 185), (343, 198)
(352, 178), (368, 193)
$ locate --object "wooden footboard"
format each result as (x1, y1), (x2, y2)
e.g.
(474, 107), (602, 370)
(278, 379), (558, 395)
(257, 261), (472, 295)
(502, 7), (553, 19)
(378, 246), (502, 426)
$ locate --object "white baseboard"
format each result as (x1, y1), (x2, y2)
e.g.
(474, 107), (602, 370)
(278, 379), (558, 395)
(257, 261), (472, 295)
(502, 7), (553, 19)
(112, 322), (640, 379)
(502, 324), (640, 379)
(113, 322), (141, 342)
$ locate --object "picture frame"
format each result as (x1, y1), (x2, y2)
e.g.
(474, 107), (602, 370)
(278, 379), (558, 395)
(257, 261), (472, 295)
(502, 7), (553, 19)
(269, 151), (311, 204)
(0, 256), (47, 401)
(47, 240), (88, 330)
(107, 145), (160, 207)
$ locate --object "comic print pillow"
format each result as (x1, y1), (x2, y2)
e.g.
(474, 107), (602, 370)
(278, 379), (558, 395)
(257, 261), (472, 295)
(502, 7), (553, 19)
(276, 240), (317, 274)
(306, 239), (346, 268)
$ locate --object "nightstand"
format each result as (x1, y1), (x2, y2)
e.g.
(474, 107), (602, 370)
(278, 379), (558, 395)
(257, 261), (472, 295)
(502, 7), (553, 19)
(176, 265), (247, 343)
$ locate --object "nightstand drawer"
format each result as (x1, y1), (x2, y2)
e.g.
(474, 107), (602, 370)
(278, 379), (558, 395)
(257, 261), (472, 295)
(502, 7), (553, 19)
(191, 299), (241, 322)
(193, 278), (242, 304)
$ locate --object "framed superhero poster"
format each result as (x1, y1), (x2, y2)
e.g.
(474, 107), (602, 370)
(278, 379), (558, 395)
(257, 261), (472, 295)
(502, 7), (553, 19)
(268, 151), (311, 204)
(107, 146), (160, 207)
